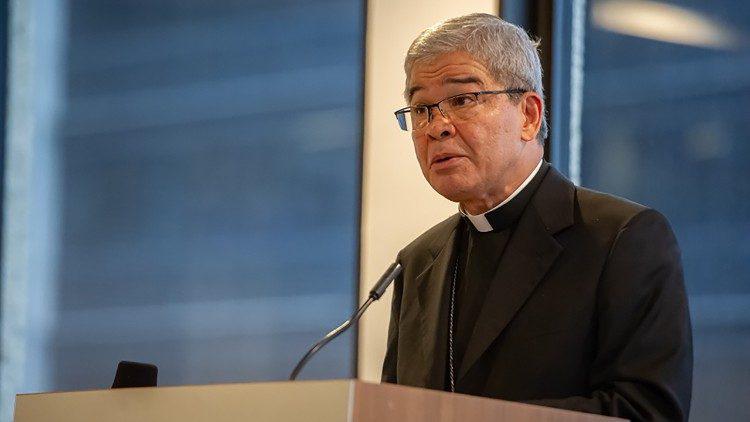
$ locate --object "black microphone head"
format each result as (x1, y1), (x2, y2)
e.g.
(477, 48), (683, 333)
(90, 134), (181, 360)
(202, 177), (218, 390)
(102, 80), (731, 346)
(111, 361), (158, 389)
(370, 262), (402, 300)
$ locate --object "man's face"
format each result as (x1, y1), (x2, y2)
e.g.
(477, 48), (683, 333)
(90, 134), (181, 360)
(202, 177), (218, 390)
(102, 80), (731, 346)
(407, 51), (532, 209)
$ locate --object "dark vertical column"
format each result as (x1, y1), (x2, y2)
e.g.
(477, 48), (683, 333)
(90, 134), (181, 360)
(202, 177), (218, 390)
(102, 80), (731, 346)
(499, 0), (554, 161)
(549, 0), (572, 175)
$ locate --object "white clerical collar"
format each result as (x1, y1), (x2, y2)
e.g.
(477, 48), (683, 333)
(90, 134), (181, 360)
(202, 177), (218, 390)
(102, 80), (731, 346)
(459, 159), (544, 232)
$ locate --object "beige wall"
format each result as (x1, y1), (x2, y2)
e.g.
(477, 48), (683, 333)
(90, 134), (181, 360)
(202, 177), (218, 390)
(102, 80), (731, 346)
(358, 0), (499, 382)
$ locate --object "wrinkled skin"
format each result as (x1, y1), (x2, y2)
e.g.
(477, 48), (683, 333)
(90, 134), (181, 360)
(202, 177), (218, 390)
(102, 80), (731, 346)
(407, 51), (544, 214)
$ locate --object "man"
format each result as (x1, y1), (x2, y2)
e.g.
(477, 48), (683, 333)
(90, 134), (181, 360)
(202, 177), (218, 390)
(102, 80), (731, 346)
(382, 13), (692, 421)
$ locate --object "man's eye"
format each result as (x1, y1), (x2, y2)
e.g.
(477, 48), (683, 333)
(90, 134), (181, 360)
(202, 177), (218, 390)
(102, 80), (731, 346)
(412, 107), (428, 116)
(448, 95), (476, 108)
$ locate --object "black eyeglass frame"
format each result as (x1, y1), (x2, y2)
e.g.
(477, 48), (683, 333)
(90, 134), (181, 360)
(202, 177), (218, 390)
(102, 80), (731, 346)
(394, 88), (527, 131)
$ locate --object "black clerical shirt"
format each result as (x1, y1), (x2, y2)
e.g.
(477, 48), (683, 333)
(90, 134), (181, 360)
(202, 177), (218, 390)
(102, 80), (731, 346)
(448, 162), (550, 391)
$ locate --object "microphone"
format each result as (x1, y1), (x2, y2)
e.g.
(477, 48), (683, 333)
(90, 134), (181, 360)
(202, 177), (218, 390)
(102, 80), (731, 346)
(289, 262), (402, 381)
(111, 361), (158, 388)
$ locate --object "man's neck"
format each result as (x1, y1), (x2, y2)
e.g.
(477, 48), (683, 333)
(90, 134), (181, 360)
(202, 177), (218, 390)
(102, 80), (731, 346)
(461, 158), (544, 215)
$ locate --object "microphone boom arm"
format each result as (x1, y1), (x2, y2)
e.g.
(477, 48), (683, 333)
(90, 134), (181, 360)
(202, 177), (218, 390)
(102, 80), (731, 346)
(289, 262), (402, 381)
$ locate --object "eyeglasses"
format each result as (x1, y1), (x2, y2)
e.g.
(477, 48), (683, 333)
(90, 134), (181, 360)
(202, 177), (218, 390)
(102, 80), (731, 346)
(394, 89), (526, 132)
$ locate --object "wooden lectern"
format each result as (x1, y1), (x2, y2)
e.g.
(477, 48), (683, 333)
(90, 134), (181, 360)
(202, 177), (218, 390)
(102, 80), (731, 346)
(15, 379), (624, 421)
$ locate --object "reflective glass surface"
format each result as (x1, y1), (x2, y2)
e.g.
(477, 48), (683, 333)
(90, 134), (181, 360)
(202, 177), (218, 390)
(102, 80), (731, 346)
(45, 0), (362, 390)
(580, 1), (750, 420)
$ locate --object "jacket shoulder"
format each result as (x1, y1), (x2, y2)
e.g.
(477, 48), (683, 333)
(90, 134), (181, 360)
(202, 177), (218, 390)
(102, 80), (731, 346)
(575, 186), (649, 231)
(398, 213), (460, 263)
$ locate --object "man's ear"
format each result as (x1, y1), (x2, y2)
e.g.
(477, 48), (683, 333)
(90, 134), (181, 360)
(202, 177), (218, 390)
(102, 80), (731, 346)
(520, 92), (543, 142)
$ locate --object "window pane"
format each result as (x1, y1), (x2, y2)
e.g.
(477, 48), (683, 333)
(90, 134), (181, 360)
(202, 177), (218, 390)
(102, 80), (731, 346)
(42, 0), (362, 390)
(581, 1), (750, 420)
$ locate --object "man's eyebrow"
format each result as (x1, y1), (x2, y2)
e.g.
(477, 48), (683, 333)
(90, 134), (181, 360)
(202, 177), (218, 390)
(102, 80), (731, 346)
(407, 85), (423, 102)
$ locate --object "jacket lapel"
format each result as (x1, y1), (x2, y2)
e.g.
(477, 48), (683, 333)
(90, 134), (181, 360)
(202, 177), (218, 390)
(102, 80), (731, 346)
(457, 167), (575, 380)
(410, 216), (461, 389)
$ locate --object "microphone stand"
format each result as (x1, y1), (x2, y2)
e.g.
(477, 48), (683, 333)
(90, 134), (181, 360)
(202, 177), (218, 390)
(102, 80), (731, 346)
(289, 262), (402, 381)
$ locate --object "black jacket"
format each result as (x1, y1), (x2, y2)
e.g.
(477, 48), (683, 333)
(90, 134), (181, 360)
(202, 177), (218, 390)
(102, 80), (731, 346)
(382, 165), (693, 421)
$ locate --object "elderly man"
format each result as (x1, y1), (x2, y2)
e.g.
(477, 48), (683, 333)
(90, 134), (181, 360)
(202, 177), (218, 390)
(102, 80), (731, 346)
(381, 13), (692, 421)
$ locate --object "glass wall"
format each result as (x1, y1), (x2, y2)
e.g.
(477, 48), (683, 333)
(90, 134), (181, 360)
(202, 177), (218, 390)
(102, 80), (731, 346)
(579, 0), (749, 420)
(7, 0), (363, 396)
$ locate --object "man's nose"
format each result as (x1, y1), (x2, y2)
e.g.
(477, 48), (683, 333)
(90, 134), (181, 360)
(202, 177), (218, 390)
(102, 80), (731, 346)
(426, 106), (455, 140)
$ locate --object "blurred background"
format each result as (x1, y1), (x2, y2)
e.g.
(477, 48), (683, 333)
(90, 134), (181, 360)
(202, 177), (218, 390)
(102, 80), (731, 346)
(581, 2), (750, 420)
(0, 0), (363, 419)
(0, 0), (747, 421)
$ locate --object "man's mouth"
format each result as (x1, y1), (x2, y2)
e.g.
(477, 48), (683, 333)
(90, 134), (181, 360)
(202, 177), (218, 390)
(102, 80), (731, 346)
(431, 154), (464, 168)
(432, 154), (459, 164)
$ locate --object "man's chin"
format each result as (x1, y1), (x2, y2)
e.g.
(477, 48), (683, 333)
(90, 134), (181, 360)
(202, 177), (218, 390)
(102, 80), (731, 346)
(429, 181), (474, 204)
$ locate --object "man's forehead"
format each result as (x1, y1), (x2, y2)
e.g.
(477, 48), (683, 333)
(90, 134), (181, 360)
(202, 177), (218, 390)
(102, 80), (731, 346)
(407, 53), (493, 101)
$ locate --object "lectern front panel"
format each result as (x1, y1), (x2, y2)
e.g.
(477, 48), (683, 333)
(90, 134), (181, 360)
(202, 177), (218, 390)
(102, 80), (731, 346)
(16, 380), (624, 422)
(15, 380), (354, 422)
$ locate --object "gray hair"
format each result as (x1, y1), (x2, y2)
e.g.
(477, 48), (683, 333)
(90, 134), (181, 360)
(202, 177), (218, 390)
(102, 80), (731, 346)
(404, 13), (548, 141)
